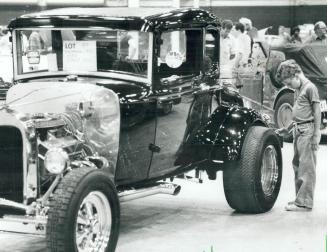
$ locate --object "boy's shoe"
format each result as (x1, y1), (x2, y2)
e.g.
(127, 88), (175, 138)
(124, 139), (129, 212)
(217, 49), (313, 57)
(285, 202), (312, 211)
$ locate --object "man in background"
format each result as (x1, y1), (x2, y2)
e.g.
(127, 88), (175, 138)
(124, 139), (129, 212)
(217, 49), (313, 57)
(234, 22), (251, 68)
(28, 30), (45, 51)
(290, 26), (302, 44)
(305, 21), (327, 43)
(239, 17), (258, 40)
(313, 21), (327, 42)
(219, 19), (236, 79)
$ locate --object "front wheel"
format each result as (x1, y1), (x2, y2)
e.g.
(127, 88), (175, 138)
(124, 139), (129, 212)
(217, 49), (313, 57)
(223, 126), (282, 213)
(46, 167), (120, 252)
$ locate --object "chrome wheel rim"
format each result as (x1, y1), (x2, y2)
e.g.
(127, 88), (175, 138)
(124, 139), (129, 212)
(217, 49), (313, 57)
(277, 103), (293, 128)
(75, 191), (112, 252)
(261, 145), (279, 196)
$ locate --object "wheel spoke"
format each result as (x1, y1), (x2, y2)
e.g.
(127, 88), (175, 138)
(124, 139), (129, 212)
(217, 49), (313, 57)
(86, 232), (96, 248)
(85, 202), (94, 219)
(77, 216), (88, 226)
(76, 230), (89, 248)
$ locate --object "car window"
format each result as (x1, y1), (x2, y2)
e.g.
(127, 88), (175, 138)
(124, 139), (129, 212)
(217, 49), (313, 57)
(159, 31), (186, 64)
(205, 29), (219, 72)
(158, 29), (202, 80)
(15, 29), (150, 77)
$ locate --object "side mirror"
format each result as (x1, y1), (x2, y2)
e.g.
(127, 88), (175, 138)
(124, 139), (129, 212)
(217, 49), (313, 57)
(27, 51), (40, 64)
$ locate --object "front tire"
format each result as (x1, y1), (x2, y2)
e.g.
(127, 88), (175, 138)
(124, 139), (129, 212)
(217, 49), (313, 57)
(223, 126), (282, 213)
(46, 167), (120, 252)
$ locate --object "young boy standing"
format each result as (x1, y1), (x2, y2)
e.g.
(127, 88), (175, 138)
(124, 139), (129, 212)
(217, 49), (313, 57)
(276, 59), (321, 211)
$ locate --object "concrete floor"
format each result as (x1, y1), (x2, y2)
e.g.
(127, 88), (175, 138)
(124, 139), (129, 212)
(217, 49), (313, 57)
(1, 142), (327, 252)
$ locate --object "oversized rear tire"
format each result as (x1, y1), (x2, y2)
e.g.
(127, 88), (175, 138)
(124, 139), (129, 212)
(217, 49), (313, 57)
(46, 167), (120, 252)
(274, 92), (294, 142)
(223, 126), (282, 213)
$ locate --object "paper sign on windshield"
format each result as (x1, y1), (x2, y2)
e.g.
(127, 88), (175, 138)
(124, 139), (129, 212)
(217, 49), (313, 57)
(63, 41), (97, 72)
(165, 51), (183, 68)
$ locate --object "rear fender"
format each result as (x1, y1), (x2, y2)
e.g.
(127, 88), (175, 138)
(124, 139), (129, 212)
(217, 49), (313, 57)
(207, 106), (267, 162)
(174, 105), (267, 166)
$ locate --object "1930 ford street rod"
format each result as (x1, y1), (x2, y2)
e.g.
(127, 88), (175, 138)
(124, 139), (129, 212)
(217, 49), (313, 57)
(0, 8), (282, 252)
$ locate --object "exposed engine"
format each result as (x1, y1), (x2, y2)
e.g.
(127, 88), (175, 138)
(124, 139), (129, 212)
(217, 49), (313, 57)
(32, 111), (95, 195)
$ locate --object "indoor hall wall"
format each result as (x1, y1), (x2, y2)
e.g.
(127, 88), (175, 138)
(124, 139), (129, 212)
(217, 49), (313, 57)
(0, 0), (327, 34)
(205, 5), (327, 34)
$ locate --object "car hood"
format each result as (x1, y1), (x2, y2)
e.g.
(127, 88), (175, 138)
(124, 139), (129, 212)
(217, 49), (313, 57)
(4, 82), (121, 167)
(6, 81), (114, 113)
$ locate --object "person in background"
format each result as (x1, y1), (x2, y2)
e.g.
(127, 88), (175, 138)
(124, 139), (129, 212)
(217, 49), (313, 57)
(275, 59), (321, 212)
(290, 26), (302, 44)
(239, 17), (258, 40)
(239, 17), (257, 60)
(219, 19), (236, 79)
(305, 21), (327, 43)
(28, 30), (45, 51)
(234, 22), (251, 68)
(313, 21), (327, 42)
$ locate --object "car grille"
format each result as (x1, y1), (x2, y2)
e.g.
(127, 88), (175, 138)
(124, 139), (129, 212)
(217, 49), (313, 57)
(0, 126), (23, 202)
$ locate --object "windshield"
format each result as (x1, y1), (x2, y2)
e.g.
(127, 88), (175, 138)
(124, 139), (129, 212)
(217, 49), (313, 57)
(15, 29), (150, 78)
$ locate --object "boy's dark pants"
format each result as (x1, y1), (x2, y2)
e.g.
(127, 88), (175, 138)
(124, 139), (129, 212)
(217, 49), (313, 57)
(292, 123), (320, 208)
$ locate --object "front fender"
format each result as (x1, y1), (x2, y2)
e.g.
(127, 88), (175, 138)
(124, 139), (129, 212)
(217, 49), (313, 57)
(207, 105), (267, 161)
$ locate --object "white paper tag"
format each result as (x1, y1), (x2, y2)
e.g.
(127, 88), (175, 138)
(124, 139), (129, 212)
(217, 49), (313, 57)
(63, 41), (97, 72)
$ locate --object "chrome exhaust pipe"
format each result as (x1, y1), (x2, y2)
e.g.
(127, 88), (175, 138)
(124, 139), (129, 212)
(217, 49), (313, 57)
(119, 183), (181, 203)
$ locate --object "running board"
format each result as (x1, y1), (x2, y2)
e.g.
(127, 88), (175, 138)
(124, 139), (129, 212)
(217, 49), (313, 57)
(119, 182), (181, 202)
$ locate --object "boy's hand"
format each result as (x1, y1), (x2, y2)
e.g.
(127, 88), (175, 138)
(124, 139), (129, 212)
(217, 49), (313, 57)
(311, 135), (320, 151)
(275, 127), (289, 136)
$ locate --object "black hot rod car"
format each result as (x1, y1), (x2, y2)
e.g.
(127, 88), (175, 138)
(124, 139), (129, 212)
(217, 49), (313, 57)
(0, 8), (282, 252)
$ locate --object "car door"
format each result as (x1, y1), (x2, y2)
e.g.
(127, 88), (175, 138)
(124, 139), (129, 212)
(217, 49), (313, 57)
(149, 28), (217, 178)
(115, 90), (157, 184)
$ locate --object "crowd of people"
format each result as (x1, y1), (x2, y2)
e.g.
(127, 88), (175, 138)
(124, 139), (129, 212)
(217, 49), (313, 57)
(219, 18), (327, 81)
(219, 17), (258, 83)
(285, 21), (327, 44)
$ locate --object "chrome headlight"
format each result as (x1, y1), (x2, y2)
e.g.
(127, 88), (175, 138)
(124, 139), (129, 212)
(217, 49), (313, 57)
(44, 148), (69, 174)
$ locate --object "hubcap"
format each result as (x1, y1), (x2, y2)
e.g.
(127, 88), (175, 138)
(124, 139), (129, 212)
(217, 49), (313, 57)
(261, 145), (279, 196)
(75, 191), (112, 252)
(277, 103), (293, 128)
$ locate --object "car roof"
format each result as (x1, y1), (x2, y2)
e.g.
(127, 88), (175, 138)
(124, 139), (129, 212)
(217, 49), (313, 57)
(8, 7), (219, 32)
